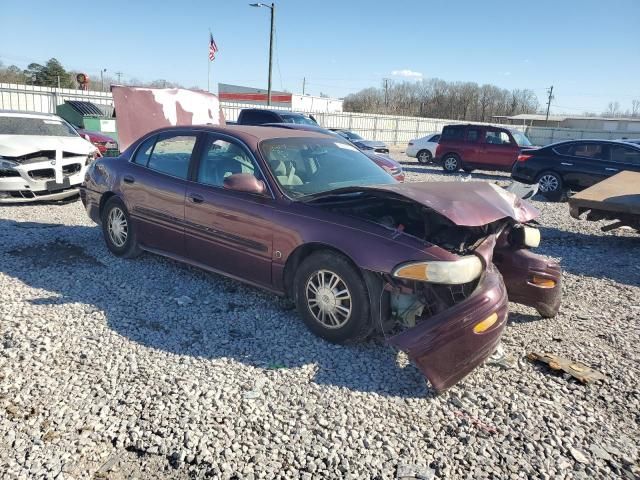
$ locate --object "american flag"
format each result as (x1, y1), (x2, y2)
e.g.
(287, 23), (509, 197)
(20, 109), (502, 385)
(209, 33), (218, 61)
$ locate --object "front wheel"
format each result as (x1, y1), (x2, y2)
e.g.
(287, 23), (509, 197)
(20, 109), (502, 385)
(417, 149), (432, 164)
(536, 171), (564, 201)
(442, 154), (460, 172)
(101, 196), (142, 258)
(293, 251), (372, 344)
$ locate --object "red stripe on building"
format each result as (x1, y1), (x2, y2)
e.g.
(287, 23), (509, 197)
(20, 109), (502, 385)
(219, 92), (292, 103)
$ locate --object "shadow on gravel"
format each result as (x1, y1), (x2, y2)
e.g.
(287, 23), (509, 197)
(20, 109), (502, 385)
(0, 218), (434, 399)
(539, 226), (639, 286)
(507, 312), (541, 325)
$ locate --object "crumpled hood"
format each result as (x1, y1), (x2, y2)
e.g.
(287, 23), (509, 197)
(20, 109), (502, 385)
(0, 135), (95, 158)
(307, 181), (539, 226)
(77, 129), (117, 144)
(364, 151), (401, 170)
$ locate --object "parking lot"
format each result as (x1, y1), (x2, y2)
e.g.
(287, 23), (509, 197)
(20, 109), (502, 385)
(1, 151), (639, 479)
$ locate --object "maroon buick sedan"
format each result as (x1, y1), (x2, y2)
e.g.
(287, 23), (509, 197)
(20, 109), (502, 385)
(81, 125), (561, 391)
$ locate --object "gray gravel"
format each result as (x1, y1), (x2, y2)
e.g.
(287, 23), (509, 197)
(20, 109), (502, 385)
(1, 151), (638, 479)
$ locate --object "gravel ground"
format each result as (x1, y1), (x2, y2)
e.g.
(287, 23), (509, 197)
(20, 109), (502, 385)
(0, 151), (638, 479)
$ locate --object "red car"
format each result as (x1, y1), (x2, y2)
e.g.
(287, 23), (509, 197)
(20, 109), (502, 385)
(77, 129), (119, 157)
(81, 124), (562, 392)
(436, 124), (532, 173)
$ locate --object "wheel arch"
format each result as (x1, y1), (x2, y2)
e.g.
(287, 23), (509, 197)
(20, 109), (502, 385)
(99, 191), (117, 218)
(282, 242), (362, 298)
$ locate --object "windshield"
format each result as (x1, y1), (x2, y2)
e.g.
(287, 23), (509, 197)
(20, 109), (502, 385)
(510, 130), (533, 147)
(342, 130), (363, 140)
(260, 137), (395, 197)
(0, 116), (79, 137)
(280, 113), (318, 125)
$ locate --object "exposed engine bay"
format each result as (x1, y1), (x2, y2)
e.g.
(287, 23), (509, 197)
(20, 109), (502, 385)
(312, 191), (512, 255)
(310, 190), (543, 331)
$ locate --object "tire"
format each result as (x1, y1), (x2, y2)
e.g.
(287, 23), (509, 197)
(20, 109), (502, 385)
(293, 251), (371, 344)
(442, 154), (460, 172)
(536, 171), (564, 201)
(101, 196), (142, 258)
(417, 149), (432, 164)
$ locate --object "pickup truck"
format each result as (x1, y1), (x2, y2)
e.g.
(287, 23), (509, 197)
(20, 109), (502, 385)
(236, 108), (318, 126)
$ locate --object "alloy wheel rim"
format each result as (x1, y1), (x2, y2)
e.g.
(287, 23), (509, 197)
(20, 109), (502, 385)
(444, 157), (457, 170)
(305, 270), (352, 329)
(419, 151), (430, 163)
(539, 175), (559, 192)
(108, 207), (128, 247)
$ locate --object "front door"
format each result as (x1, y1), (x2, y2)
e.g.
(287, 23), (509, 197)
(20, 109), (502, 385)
(184, 133), (274, 287)
(121, 131), (200, 255)
(479, 129), (519, 170)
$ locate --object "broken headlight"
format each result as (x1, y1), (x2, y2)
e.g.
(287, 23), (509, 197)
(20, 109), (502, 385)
(0, 158), (19, 171)
(393, 256), (483, 284)
(85, 150), (100, 166)
(510, 225), (541, 248)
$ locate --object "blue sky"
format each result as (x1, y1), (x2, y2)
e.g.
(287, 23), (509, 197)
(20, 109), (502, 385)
(1, 0), (638, 114)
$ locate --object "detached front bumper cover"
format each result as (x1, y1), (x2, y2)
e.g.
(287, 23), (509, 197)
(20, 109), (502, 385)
(388, 267), (508, 392)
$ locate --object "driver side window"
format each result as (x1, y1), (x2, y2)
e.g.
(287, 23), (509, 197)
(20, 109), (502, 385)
(196, 135), (260, 187)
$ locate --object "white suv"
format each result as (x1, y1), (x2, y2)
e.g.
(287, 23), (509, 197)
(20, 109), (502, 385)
(0, 111), (97, 203)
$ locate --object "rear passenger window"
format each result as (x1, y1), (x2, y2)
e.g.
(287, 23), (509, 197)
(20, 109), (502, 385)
(610, 145), (640, 165)
(570, 143), (605, 160)
(441, 127), (464, 141)
(132, 136), (156, 165)
(466, 129), (481, 142)
(147, 134), (197, 179)
(431, 134), (440, 142)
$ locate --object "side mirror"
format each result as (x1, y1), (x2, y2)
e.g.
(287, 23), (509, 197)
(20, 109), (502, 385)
(223, 173), (267, 195)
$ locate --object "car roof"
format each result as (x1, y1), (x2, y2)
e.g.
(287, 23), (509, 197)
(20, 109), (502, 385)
(0, 110), (62, 120)
(242, 108), (311, 116)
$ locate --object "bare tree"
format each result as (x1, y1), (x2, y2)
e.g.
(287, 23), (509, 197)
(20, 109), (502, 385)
(605, 101), (621, 117)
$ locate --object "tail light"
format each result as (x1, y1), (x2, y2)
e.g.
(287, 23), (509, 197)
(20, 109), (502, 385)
(518, 154), (533, 162)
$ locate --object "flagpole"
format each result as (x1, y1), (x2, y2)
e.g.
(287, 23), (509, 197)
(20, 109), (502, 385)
(207, 30), (211, 92)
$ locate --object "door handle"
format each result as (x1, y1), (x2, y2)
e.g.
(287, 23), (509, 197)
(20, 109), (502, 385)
(560, 162), (573, 166)
(605, 168), (618, 172)
(188, 193), (204, 204)
(123, 175), (135, 184)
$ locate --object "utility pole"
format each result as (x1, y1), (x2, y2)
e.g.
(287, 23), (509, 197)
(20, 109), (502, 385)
(302, 77), (306, 95)
(100, 68), (107, 91)
(249, 2), (275, 106)
(383, 78), (390, 112)
(545, 85), (554, 123)
(268, 3), (275, 106)
(115, 71), (123, 84)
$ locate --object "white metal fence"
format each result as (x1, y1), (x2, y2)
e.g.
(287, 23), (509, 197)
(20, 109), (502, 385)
(2, 83), (639, 146)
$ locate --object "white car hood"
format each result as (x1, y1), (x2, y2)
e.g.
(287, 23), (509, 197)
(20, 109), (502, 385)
(0, 135), (95, 158)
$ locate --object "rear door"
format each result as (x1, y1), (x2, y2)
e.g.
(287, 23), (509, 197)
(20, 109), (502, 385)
(183, 133), (274, 287)
(479, 129), (519, 169)
(561, 142), (608, 188)
(122, 131), (200, 255)
(461, 127), (483, 165)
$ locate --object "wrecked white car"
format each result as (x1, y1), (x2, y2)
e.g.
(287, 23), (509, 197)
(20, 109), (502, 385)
(0, 111), (97, 203)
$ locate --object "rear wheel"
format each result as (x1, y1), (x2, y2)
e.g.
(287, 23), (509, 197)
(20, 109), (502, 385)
(417, 149), (432, 164)
(536, 171), (563, 201)
(294, 251), (371, 344)
(442, 154), (460, 172)
(101, 196), (142, 258)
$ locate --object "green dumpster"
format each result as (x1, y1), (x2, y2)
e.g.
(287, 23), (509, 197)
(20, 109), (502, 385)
(56, 101), (120, 156)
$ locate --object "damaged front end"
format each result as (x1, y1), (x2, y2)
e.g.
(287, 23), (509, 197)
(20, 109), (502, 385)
(309, 182), (562, 391)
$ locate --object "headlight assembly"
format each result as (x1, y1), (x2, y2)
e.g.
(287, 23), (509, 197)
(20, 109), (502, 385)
(393, 256), (483, 284)
(0, 158), (19, 171)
